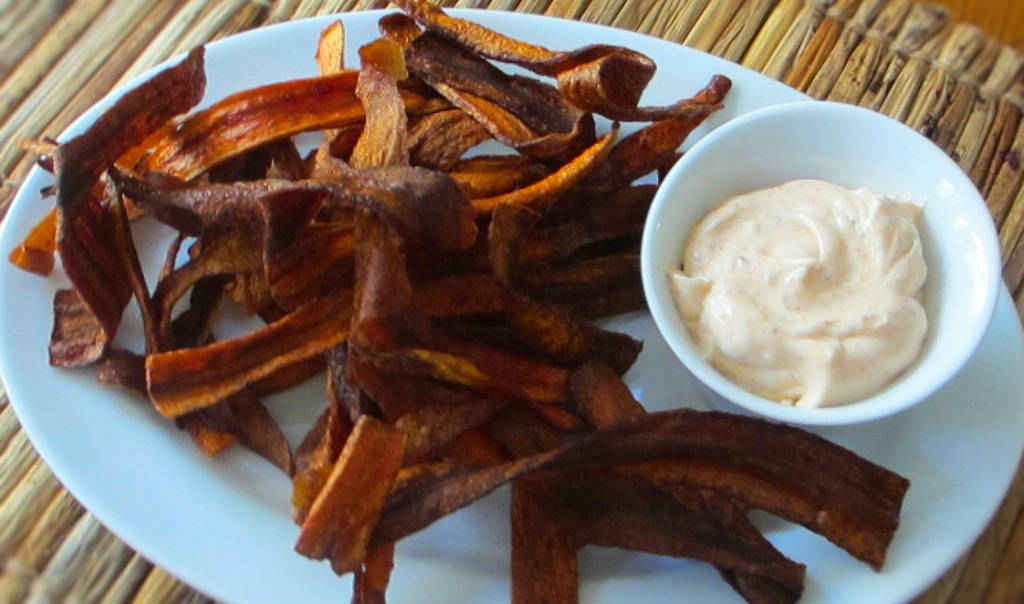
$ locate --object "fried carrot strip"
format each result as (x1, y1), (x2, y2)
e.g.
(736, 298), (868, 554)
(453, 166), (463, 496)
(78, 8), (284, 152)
(350, 216), (414, 353)
(567, 364), (803, 601)
(394, 389), (510, 463)
(187, 388), (295, 475)
(109, 179), (161, 353)
(378, 13), (422, 49)
(371, 408), (908, 573)
(521, 250), (640, 304)
(116, 169), (475, 252)
(49, 288), (107, 367)
(526, 401), (585, 432)
(127, 73), (441, 181)
(407, 109), (491, 170)
(266, 222), (354, 311)
(395, 0), (734, 121)
(369, 444), (566, 549)
(9, 208), (57, 275)
(317, 21), (346, 80)
(95, 348), (147, 393)
(440, 428), (508, 466)
(352, 544), (396, 604)
(471, 126), (617, 215)
(405, 32), (594, 160)
(56, 48), (205, 343)
(484, 405), (564, 458)
(510, 477), (579, 604)
(414, 272), (510, 316)
(351, 39), (409, 169)
(448, 154), (547, 198)
(583, 76), (730, 191)
(512, 292), (644, 373)
(563, 411), (910, 570)
(568, 361), (645, 428)
(540, 471), (806, 599)
(486, 210), (643, 372)
(146, 291), (353, 418)
(520, 185), (654, 263)
(559, 279), (645, 320)
(293, 381), (355, 523)
(181, 415), (237, 457)
(364, 347), (556, 403)
(296, 416), (406, 575)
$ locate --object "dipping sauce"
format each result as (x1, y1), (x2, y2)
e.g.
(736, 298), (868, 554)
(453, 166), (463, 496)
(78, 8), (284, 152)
(669, 179), (927, 408)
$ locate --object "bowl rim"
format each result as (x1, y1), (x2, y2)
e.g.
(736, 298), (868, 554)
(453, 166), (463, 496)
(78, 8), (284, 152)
(640, 99), (1002, 426)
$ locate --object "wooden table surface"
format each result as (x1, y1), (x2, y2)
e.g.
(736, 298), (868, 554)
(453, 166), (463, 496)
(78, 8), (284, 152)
(936, 0), (1024, 48)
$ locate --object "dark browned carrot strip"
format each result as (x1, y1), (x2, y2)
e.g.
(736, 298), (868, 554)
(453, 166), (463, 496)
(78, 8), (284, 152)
(296, 416), (405, 575)
(146, 291), (353, 418)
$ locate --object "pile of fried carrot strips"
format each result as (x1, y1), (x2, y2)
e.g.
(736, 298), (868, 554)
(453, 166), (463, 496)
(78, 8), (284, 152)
(9, 2), (909, 603)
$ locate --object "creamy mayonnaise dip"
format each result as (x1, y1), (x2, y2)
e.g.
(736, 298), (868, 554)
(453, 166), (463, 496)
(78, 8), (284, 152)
(669, 179), (928, 408)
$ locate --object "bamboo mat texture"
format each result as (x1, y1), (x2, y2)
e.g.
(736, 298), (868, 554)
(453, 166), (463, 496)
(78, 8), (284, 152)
(0, 0), (1023, 602)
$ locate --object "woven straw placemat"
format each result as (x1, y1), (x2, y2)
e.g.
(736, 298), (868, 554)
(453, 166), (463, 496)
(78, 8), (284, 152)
(0, 0), (1022, 602)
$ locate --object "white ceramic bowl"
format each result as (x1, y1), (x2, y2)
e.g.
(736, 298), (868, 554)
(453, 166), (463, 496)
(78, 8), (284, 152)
(641, 100), (1001, 426)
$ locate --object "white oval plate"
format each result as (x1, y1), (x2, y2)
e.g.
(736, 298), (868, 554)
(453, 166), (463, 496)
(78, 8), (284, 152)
(0, 10), (1021, 604)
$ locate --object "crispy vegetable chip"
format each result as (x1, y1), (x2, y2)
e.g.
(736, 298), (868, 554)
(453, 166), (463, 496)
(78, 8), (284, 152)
(352, 544), (395, 604)
(49, 288), (107, 368)
(471, 126), (617, 215)
(484, 405), (564, 458)
(376, 407), (908, 572)
(378, 13), (422, 49)
(9, 208), (57, 275)
(189, 388), (295, 475)
(181, 413), (237, 457)
(129, 73), (441, 181)
(396, 0), (734, 121)
(523, 250), (640, 305)
(405, 32), (595, 160)
(296, 415), (406, 575)
(369, 443), (565, 549)
(407, 109), (491, 171)
(327, 344), (381, 423)
(568, 361), (645, 427)
(351, 39), (409, 169)
(563, 366), (804, 602)
(116, 168), (475, 252)
(146, 292), (352, 418)
(96, 348), (147, 393)
(367, 333), (570, 403)
(440, 428), (508, 466)
(266, 221), (354, 311)
(415, 273), (509, 317)
(534, 471), (806, 600)
(559, 279), (646, 319)
(293, 394), (355, 523)
(351, 216), (414, 353)
(584, 75), (731, 191)
(395, 389), (510, 463)
(511, 477), (579, 604)
(448, 154), (547, 198)
(359, 37), (409, 81)
(109, 180), (162, 352)
(559, 411), (910, 570)
(501, 288), (642, 374)
(317, 21), (346, 78)
(521, 185), (654, 264)
(57, 48), (205, 343)
(526, 401), (585, 432)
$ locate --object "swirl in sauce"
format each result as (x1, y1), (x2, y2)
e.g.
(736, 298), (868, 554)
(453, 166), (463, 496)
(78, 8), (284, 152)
(669, 179), (928, 408)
